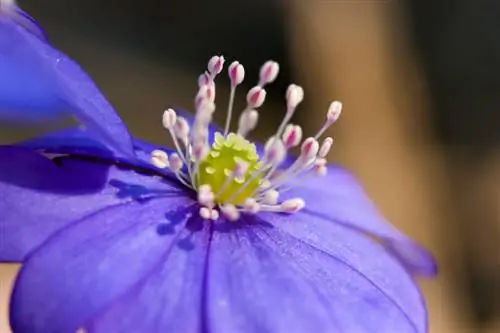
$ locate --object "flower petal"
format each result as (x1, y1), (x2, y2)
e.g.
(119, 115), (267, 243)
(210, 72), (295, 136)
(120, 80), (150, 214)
(283, 165), (437, 277)
(205, 215), (427, 333)
(19, 127), (177, 178)
(0, 146), (181, 262)
(9, 197), (193, 333)
(0, 8), (134, 157)
(85, 214), (211, 333)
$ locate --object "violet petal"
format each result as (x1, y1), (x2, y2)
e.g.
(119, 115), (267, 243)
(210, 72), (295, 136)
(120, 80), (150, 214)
(85, 214), (211, 333)
(205, 214), (427, 333)
(283, 165), (437, 277)
(0, 10), (134, 157)
(9, 197), (193, 333)
(0, 146), (181, 262)
(19, 127), (180, 181)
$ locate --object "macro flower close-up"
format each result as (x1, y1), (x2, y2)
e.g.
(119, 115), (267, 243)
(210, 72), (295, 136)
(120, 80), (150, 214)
(0, 2), (437, 333)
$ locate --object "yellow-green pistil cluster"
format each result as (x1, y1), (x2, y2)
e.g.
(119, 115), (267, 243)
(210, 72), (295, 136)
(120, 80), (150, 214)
(197, 133), (261, 205)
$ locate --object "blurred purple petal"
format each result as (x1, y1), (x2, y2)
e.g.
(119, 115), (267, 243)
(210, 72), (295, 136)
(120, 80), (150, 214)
(10, 198), (193, 333)
(86, 216), (210, 333)
(0, 146), (181, 262)
(206, 215), (426, 333)
(284, 165), (437, 277)
(0, 10), (134, 157)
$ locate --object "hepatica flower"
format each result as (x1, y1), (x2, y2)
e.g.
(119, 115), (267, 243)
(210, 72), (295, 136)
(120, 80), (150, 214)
(0, 3), (437, 333)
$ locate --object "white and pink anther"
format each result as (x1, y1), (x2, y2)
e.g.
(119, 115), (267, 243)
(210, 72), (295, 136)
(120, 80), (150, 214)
(150, 55), (342, 222)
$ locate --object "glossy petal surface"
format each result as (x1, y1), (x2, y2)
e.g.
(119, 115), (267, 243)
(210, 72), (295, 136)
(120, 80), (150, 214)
(9, 197), (193, 333)
(0, 146), (181, 262)
(86, 216), (211, 333)
(284, 166), (437, 276)
(205, 214), (426, 333)
(0, 9), (134, 156)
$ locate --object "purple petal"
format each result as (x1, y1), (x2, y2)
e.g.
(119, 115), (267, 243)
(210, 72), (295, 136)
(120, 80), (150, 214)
(19, 127), (116, 159)
(19, 127), (177, 177)
(9, 197), (194, 333)
(0, 146), (181, 262)
(0, 8), (134, 157)
(283, 165), (437, 277)
(86, 215), (211, 333)
(205, 215), (427, 333)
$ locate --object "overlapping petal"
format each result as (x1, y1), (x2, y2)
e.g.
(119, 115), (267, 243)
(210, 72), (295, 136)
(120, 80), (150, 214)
(283, 165), (437, 277)
(9, 198), (194, 333)
(0, 7), (134, 157)
(19, 126), (178, 178)
(0, 145), (181, 262)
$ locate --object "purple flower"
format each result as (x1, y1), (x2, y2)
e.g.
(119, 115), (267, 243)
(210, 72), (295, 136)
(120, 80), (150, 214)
(0, 3), (437, 333)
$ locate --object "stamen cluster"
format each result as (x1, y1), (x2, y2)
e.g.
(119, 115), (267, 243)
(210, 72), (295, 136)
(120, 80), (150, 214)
(151, 56), (342, 221)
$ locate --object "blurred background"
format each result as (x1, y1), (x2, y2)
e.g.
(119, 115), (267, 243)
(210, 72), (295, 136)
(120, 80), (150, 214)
(1, 0), (499, 332)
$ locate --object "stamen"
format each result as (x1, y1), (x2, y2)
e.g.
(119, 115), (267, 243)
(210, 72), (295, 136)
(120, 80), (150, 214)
(199, 207), (219, 220)
(246, 86), (266, 109)
(149, 55), (342, 221)
(150, 150), (169, 169)
(319, 137), (333, 158)
(314, 101), (342, 140)
(243, 198), (260, 214)
(237, 109), (259, 137)
(208, 55), (225, 77)
(224, 61), (245, 136)
(258, 61), (280, 87)
(273, 84), (304, 143)
(281, 198), (305, 213)
(163, 109), (188, 165)
(220, 204), (240, 221)
(282, 124), (303, 149)
(261, 189), (279, 205)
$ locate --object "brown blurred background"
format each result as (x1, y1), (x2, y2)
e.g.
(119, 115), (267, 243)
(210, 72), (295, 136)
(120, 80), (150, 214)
(1, 1), (500, 332)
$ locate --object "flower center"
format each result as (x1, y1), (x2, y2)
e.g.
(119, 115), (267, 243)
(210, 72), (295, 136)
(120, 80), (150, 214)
(197, 132), (261, 205)
(150, 55), (342, 221)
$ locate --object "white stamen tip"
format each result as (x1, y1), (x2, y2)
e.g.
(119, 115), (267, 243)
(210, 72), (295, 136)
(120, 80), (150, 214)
(238, 109), (259, 136)
(228, 61), (245, 85)
(247, 86), (266, 108)
(174, 117), (190, 141)
(200, 207), (211, 220)
(327, 101), (342, 123)
(259, 60), (279, 86)
(198, 184), (212, 194)
(319, 137), (333, 158)
(264, 138), (286, 165)
(244, 198), (260, 214)
(233, 158), (249, 178)
(283, 124), (303, 148)
(196, 85), (216, 104)
(263, 190), (279, 205)
(162, 108), (177, 129)
(208, 55), (225, 75)
(150, 150), (169, 169)
(315, 165), (327, 176)
(169, 153), (183, 171)
(198, 72), (212, 88)
(286, 84), (304, 109)
(221, 204), (240, 221)
(281, 198), (305, 213)
(300, 137), (320, 160)
(192, 143), (209, 161)
(210, 209), (219, 220)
